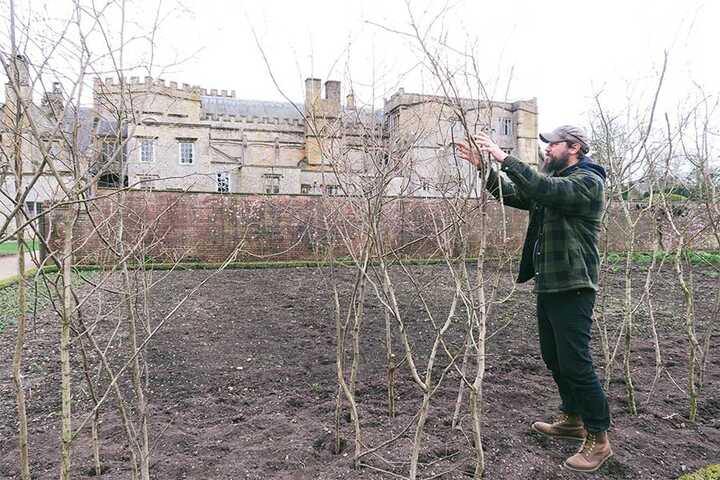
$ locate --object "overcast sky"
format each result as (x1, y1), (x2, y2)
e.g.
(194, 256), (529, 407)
(3, 0), (719, 133)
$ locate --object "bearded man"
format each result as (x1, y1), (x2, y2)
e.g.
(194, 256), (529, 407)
(457, 126), (612, 473)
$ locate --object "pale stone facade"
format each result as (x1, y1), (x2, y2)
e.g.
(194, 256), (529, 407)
(92, 75), (537, 197)
(92, 76), (392, 196)
(1, 56), (80, 234)
(384, 90), (538, 196)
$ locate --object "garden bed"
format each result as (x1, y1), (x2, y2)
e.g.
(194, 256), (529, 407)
(0, 265), (718, 479)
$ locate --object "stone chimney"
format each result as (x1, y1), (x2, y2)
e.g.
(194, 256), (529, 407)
(325, 80), (340, 103)
(304, 78), (341, 119)
(41, 82), (64, 119)
(305, 78), (321, 107)
(4, 55), (32, 110)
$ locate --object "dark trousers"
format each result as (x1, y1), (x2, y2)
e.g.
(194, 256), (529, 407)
(537, 288), (610, 433)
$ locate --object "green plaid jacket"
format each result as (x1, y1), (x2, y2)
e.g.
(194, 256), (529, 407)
(486, 155), (605, 293)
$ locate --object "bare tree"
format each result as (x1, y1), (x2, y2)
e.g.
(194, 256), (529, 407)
(5, 2), (31, 477)
(590, 52), (668, 414)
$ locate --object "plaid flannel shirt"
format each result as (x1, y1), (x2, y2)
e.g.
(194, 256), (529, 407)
(486, 155), (605, 293)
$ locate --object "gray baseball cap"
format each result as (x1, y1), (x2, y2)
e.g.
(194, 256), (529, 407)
(539, 125), (590, 153)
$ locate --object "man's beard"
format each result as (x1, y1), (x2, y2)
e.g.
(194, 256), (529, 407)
(541, 150), (570, 175)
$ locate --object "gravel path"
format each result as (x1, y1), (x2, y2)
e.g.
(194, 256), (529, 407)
(0, 254), (37, 282)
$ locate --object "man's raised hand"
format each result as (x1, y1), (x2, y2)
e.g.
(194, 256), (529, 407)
(456, 140), (483, 168)
(472, 132), (509, 163)
(456, 132), (509, 168)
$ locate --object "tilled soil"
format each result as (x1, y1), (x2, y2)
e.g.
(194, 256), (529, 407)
(1, 264), (719, 479)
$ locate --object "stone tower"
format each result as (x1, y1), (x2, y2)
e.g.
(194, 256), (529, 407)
(304, 78), (342, 168)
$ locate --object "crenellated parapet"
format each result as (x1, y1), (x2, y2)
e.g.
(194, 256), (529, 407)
(199, 113), (305, 132)
(93, 76), (236, 101)
(385, 88), (503, 114)
(510, 97), (538, 114)
(203, 87), (237, 98)
(200, 113), (303, 125)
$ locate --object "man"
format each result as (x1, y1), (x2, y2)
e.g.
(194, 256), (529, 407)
(457, 126), (612, 473)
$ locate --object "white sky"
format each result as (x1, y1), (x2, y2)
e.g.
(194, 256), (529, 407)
(3, 0), (719, 133)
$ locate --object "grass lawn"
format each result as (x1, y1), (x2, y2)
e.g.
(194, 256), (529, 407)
(0, 240), (39, 257)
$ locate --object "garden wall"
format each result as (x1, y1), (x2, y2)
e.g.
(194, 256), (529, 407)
(46, 190), (717, 264)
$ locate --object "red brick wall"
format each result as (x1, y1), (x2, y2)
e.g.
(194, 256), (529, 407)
(46, 190), (717, 265)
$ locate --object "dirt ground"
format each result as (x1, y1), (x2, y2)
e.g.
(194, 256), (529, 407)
(1, 264), (719, 479)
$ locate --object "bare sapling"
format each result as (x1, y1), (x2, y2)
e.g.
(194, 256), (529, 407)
(398, 4), (520, 473)
(681, 89), (720, 391)
(591, 52), (667, 414)
(641, 191), (664, 402)
(664, 88), (720, 421)
(5, 24), (31, 477)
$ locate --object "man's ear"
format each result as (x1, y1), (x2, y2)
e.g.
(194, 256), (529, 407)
(569, 143), (582, 155)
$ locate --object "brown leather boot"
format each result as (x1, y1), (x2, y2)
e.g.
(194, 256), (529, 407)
(531, 413), (587, 441)
(564, 431), (613, 472)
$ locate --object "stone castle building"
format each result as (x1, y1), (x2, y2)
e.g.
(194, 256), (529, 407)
(91, 76), (538, 196)
(1, 55), (84, 228)
(2, 54), (538, 233)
